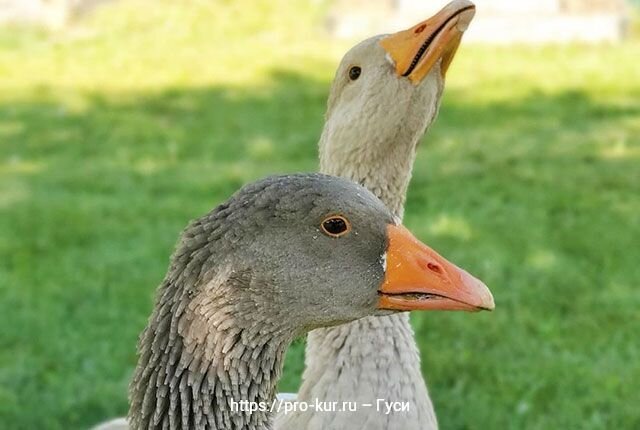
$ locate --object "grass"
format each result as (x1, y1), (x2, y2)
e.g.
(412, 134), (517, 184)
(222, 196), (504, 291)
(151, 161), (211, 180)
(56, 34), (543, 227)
(1, 1), (639, 428)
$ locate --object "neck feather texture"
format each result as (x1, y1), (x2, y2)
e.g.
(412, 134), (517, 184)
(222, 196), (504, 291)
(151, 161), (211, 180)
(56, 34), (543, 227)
(129, 267), (290, 430)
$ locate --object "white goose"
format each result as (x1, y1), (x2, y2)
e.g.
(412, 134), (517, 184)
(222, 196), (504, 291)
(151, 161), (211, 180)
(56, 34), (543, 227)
(276, 1), (477, 429)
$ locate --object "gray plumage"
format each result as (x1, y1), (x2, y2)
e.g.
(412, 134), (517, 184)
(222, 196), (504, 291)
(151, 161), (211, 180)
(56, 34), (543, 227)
(127, 174), (397, 430)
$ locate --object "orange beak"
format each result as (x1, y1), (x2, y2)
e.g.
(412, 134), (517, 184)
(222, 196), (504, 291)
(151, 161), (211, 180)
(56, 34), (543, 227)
(379, 0), (475, 83)
(378, 224), (494, 312)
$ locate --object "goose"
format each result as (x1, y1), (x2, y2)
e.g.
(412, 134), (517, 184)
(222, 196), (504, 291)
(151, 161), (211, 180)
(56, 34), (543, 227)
(276, 1), (477, 429)
(115, 173), (492, 430)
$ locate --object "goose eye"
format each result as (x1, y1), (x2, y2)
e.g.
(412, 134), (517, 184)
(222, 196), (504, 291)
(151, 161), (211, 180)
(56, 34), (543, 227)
(348, 66), (361, 81)
(321, 215), (351, 238)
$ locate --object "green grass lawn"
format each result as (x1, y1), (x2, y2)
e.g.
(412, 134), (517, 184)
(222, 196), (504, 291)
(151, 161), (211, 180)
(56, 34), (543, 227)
(1, 1), (639, 429)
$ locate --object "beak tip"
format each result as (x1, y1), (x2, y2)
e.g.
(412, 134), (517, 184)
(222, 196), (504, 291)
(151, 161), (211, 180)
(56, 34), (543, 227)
(458, 268), (494, 311)
(454, 2), (476, 32)
(450, 0), (476, 12)
(478, 289), (495, 311)
(476, 282), (495, 311)
(482, 299), (495, 312)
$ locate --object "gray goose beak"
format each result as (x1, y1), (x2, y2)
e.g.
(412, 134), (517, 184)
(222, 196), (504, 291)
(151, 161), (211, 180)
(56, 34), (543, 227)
(378, 224), (494, 312)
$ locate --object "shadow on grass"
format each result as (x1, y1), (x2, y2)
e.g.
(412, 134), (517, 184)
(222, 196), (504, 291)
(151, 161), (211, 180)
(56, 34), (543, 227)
(1, 70), (639, 429)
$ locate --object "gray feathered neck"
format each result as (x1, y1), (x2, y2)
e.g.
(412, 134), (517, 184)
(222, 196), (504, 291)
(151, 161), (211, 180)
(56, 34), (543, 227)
(129, 269), (289, 429)
(128, 267), (290, 430)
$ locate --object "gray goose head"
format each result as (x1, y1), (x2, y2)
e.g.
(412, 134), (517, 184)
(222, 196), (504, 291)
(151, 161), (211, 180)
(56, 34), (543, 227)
(128, 173), (492, 430)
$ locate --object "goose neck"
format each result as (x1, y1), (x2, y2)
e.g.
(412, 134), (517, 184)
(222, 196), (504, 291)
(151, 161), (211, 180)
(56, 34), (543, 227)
(129, 271), (290, 430)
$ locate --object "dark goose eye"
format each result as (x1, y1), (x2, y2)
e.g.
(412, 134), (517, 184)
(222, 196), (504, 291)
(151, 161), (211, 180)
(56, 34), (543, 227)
(348, 66), (361, 81)
(321, 215), (351, 238)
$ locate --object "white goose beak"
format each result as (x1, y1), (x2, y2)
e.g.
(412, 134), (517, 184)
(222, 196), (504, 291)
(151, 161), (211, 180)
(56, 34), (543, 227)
(379, 0), (476, 82)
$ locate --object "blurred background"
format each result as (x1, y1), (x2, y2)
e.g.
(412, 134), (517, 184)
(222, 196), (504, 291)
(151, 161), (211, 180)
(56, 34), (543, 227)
(1, 0), (639, 429)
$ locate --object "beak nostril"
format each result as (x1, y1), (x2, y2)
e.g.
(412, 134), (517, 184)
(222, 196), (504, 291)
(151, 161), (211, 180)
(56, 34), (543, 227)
(414, 24), (426, 34)
(426, 262), (443, 274)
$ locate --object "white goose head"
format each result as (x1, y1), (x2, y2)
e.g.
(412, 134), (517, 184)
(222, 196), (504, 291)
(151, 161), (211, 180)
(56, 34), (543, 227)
(319, 0), (476, 214)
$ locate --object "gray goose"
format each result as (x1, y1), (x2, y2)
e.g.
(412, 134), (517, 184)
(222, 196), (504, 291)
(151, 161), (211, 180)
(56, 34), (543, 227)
(277, 1), (479, 429)
(115, 173), (492, 430)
